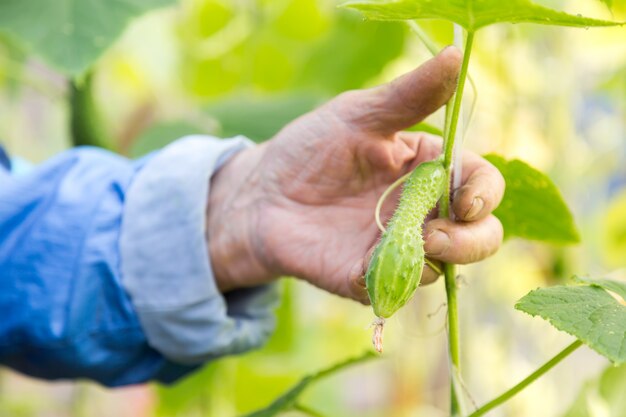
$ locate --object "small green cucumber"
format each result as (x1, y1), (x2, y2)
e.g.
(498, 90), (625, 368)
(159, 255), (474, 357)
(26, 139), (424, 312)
(367, 159), (446, 350)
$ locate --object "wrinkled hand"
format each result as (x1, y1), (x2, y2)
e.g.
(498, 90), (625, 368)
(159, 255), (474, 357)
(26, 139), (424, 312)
(208, 48), (505, 304)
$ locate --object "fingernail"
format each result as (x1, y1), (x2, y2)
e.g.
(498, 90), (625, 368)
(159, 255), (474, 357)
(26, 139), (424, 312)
(425, 230), (450, 257)
(465, 197), (484, 220)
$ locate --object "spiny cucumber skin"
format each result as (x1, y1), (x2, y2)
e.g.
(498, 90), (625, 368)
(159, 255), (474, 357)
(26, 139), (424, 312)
(366, 160), (446, 319)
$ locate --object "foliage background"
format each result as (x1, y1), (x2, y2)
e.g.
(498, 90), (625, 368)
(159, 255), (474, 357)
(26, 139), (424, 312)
(0, 0), (625, 416)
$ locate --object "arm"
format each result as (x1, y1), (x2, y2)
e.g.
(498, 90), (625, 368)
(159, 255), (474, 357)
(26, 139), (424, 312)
(0, 139), (278, 387)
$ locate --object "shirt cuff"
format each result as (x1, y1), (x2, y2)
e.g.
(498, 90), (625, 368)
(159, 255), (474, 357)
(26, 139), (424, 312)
(119, 135), (279, 365)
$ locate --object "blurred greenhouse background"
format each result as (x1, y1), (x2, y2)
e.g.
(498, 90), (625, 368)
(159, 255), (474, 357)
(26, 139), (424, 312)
(0, 0), (625, 416)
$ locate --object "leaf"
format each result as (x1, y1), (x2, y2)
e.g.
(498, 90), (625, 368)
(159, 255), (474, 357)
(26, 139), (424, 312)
(516, 276), (626, 365)
(156, 362), (221, 417)
(0, 34), (27, 94)
(0, 0), (176, 76)
(340, 0), (624, 32)
(484, 154), (580, 244)
(598, 0), (614, 9)
(407, 121), (443, 136)
(205, 95), (322, 143)
(241, 352), (378, 417)
(130, 121), (209, 158)
(131, 95), (321, 158)
(601, 190), (626, 268)
(575, 276), (626, 305)
(562, 363), (626, 417)
(296, 13), (406, 94)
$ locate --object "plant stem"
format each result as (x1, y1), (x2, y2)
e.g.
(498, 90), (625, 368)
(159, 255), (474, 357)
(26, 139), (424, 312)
(442, 31), (475, 188)
(293, 403), (327, 417)
(440, 30), (475, 415)
(445, 263), (461, 415)
(466, 340), (583, 417)
(407, 21), (440, 55)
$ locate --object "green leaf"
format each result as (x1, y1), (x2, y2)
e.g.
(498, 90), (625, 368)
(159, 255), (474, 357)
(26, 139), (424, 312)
(601, 190), (626, 268)
(0, 34), (28, 94)
(574, 276), (626, 302)
(156, 362), (221, 417)
(205, 95), (322, 143)
(130, 121), (208, 158)
(407, 121), (443, 136)
(484, 154), (580, 244)
(241, 352), (378, 417)
(597, 0), (613, 9)
(516, 276), (626, 365)
(0, 0), (176, 76)
(562, 363), (626, 417)
(296, 13), (406, 94)
(340, 0), (624, 32)
(131, 95), (321, 158)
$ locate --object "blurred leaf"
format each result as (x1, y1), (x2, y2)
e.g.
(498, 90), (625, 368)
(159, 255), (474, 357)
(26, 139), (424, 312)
(205, 95), (322, 142)
(601, 70), (626, 94)
(263, 280), (297, 354)
(241, 352), (378, 417)
(484, 154), (580, 244)
(186, 0), (235, 39)
(341, 0), (624, 32)
(562, 363), (626, 417)
(297, 13), (406, 93)
(131, 94), (320, 158)
(415, 19), (454, 47)
(180, 3), (405, 98)
(183, 52), (244, 98)
(251, 41), (297, 91)
(598, 0), (614, 8)
(602, 190), (626, 268)
(516, 276), (626, 365)
(130, 121), (208, 157)
(0, 34), (27, 93)
(594, 0), (626, 10)
(0, 0), (176, 76)
(407, 122), (443, 136)
(274, 0), (331, 41)
(177, 0), (245, 98)
(156, 363), (220, 416)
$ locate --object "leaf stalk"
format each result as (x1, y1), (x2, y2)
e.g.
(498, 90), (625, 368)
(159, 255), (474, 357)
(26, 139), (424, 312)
(466, 340), (583, 417)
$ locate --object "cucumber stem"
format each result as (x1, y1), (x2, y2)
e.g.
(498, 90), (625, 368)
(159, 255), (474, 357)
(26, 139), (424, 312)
(440, 29), (475, 415)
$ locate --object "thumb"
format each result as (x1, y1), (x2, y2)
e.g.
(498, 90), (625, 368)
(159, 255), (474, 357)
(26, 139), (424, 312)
(337, 47), (462, 136)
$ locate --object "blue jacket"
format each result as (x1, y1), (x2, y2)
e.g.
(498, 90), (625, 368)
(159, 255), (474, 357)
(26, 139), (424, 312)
(0, 136), (278, 387)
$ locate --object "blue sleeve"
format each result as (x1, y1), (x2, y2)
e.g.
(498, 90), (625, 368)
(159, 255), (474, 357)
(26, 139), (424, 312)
(0, 137), (278, 387)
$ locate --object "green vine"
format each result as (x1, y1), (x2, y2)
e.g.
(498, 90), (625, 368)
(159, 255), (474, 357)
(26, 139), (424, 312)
(467, 340), (582, 417)
(440, 29), (475, 415)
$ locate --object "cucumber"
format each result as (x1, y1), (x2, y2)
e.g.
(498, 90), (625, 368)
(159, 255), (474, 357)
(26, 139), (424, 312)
(367, 159), (446, 351)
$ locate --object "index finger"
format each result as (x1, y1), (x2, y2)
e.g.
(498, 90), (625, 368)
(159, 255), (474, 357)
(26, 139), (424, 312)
(452, 152), (505, 222)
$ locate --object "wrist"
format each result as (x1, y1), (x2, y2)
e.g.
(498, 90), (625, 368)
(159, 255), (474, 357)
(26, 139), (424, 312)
(207, 144), (277, 292)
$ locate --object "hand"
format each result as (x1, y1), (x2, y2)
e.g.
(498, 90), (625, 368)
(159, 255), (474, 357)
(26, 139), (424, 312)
(208, 47), (505, 304)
